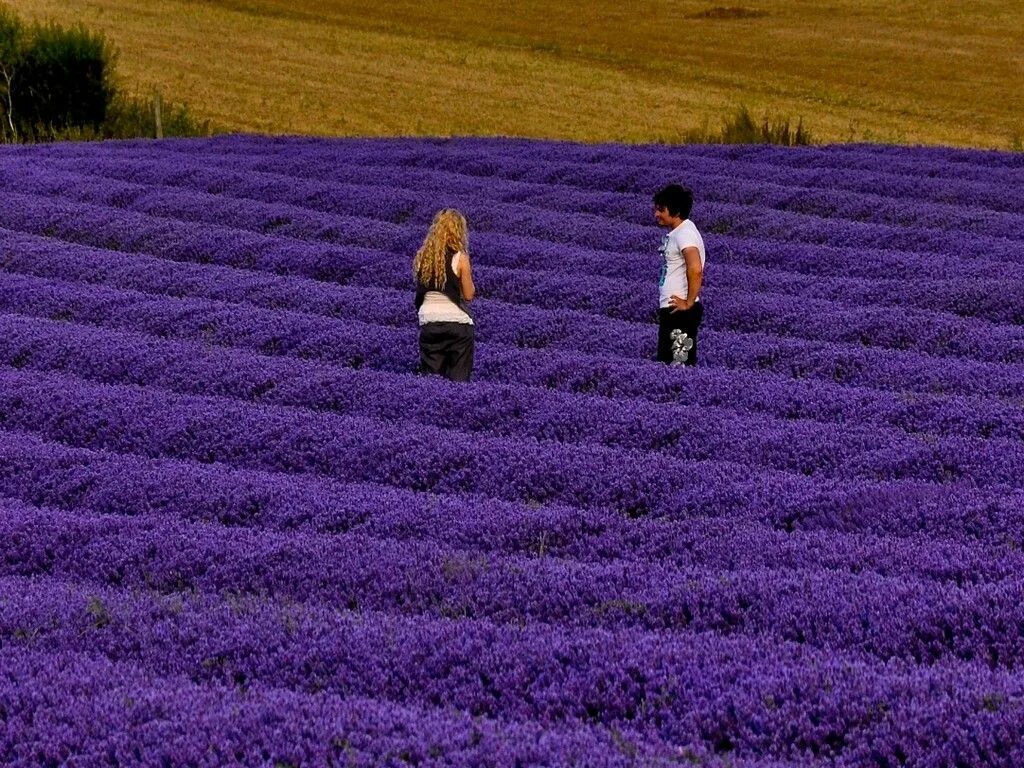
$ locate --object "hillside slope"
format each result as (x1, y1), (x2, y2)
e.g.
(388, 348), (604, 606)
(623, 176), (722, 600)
(14, 0), (1024, 147)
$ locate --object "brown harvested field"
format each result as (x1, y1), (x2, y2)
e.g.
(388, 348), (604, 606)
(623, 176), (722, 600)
(12, 0), (1024, 148)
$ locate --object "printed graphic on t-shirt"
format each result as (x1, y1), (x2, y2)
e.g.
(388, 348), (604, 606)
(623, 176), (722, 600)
(658, 234), (670, 287)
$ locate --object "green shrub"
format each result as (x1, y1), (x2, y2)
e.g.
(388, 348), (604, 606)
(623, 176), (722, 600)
(683, 105), (813, 146)
(0, 5), (210, 142)
(100, 91), (209, 139)
(14, 20), (115, 141)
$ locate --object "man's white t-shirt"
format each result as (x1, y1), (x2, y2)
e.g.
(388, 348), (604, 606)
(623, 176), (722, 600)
(658, 220), (706, 309)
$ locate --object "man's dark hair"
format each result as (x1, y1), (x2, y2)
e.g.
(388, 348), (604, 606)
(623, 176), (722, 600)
(653, 185), (694, 219)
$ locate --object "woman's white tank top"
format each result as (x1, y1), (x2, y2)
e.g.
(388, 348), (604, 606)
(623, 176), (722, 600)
(418, 252), (473, 326)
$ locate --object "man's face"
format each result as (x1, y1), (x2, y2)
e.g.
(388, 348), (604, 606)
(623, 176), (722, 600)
(654, 205), (674, 227)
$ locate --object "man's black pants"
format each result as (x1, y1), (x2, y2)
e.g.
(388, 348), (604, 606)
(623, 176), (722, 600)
(657, 302), (704, 366)
(419, 322), (475, 382)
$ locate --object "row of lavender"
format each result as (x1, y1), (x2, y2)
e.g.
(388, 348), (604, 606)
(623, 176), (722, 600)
(17, 134), (1024, 213)
(5, 151), (1024, 281)
(5, 199), (1024, 403)
(4, 155), (1024, 344)
(2, 307), (1024, 489)
(14, 149), (1024, 251)
(1, 136), (1023, 767)
(4, 233), (1024, 429)
(4, 574), (1024, 766)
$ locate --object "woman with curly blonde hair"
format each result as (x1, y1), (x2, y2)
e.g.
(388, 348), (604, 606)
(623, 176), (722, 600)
(413, 208), (476, 381)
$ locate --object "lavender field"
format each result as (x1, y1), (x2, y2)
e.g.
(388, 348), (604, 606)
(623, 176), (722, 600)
(1, 135), (1023, 767)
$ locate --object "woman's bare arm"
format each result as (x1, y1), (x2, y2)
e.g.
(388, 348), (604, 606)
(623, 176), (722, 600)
(458, 251), (476, 301)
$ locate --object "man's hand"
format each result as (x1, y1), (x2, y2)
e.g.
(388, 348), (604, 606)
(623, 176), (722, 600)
(668, 294), (694, 312)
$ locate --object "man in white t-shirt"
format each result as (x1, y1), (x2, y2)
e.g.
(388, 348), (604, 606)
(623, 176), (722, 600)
(653, 184), (706, 366)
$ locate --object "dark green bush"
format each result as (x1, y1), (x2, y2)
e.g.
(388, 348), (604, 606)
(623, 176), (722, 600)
(14, 20), (115, 140)
(0, 5), (209, 142)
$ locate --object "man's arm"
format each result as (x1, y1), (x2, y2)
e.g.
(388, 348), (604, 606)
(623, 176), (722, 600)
(683, 246), (702, 302)
(668, 246), (703, 311)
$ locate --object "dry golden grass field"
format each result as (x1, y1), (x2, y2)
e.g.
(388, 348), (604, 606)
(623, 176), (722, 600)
(12, 0), (1024, 148)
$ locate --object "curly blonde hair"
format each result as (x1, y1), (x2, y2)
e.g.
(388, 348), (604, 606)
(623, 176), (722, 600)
(413, 209), (468, 289)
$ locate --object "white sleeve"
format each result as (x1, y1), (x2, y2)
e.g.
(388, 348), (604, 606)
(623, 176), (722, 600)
(451, 251), (463, 276)
(674, 228), (700, 251)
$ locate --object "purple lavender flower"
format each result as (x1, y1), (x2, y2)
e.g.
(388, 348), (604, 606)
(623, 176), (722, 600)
(0, 134), (1022, 766)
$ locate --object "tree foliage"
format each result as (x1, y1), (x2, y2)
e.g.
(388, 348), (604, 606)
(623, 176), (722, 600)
(0, 5), (208, 142)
